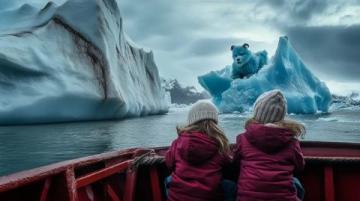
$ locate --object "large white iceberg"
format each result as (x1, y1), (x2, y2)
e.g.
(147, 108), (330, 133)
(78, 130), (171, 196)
(0, 0), (169, 125)
(198, 37), (332, 114)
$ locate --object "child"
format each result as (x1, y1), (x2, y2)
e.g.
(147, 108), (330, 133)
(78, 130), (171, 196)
(234, 90), (305, 201)
(165, 100), (233, 201)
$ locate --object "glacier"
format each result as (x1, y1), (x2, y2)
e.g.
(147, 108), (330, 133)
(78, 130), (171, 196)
(198, 36), (332, 114)
(0, 0), (169, 125)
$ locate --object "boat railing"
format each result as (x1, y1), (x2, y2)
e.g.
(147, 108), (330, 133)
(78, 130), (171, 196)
(0, 148), (166, 201)
(0, 141), (359, 201)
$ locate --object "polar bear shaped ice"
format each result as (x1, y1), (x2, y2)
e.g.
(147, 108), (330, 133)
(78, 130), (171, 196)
(231, 43), (268, 79)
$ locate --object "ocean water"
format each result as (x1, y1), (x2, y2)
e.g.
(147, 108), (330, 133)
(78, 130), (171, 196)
(0, 106), (359, 176)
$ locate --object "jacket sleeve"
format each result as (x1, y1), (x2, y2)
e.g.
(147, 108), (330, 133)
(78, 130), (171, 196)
(165, 139), (178, 171)
(293, 140), (305, 172)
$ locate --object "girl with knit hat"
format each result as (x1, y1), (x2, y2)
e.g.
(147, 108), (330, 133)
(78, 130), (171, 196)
(165, 100), (235, 201)
(233, 90), (305, 201)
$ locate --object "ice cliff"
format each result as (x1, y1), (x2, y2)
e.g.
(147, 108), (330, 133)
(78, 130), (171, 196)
(198, 37), (332, 114)
(0, 0), (169, 125)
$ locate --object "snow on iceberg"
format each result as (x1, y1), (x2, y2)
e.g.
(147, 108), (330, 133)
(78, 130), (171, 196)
(0, 0), (169, 125)
(198, 36), (332, 114)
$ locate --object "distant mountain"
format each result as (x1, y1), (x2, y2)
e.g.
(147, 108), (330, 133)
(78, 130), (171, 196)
(332, 92), (359, 105)
(330, 92), (360, 110)
(162, 79), (210, 105)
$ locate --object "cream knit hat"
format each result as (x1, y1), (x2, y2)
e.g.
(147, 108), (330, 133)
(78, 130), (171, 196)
(253, 90), (287, 124)
(188, 100), (218, 125)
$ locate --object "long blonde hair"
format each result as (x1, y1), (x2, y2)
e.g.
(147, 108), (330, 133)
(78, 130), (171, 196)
(177, 120), (230, 153)
(245, 118), (306, 138)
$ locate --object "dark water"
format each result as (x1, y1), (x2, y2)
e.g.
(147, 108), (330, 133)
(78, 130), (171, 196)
(0, 107), (359, 176)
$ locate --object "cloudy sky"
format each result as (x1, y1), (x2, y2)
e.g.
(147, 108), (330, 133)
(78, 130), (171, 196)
(119, 0), (360, 95)
(1, 0), (359, 95)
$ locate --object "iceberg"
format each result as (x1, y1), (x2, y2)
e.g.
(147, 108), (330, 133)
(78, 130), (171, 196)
(0, 0), (169, 125)
(198, 37), (332, 114)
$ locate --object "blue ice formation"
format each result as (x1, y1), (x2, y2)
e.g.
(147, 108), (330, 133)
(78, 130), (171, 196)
(198, 37), (332, 114)
(231, 43), (267, 79)
(0, 0), (169, 125)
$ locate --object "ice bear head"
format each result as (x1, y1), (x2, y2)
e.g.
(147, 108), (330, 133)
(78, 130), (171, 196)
(231, 43), (251, 66)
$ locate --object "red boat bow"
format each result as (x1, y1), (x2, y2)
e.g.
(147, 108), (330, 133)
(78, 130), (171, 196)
(0, 141), (359, 201)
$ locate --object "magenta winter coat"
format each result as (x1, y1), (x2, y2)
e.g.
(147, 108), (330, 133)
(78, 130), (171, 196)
(234, 123), (305, 201)
(165, 132), (231, 201)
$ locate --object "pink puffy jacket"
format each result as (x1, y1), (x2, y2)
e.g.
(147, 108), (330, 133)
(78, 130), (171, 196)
(234, 123), (305, 201)
(165, 132), (231, 201)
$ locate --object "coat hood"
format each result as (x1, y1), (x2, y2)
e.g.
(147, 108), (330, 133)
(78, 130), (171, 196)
(244, 123), (294, 153)
(178, 132), (219, 165)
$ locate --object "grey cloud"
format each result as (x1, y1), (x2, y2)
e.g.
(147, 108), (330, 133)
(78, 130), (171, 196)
(141, 36), (192, 52)
(187, 38), (237, 57)
(186, 37), (269, 57)
(290, 0), (328, 20)
(285, 25), (360, 81)
(265, 0), (285, 8)
(260, 0), (350, 25)
(120, 1), (174, 40)
(119, 0), (205, 43)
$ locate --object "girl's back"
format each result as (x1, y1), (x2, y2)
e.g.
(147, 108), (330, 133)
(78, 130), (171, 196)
(234, 123), (304, 201)
(165, 100), (231, 201)
(233, 90), (305, 201)
(166, 131), (230, 201)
